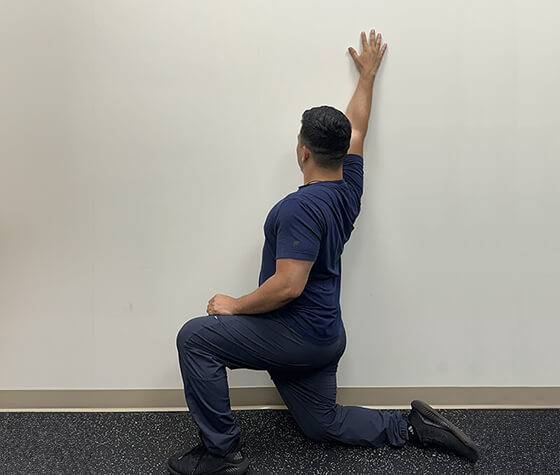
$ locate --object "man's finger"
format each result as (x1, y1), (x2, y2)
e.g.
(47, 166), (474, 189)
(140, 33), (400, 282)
(370, 29), (375, 46)
(376, 32), (382, 48)
(348, 47), (358, 60)
(361, 31), (368, 50)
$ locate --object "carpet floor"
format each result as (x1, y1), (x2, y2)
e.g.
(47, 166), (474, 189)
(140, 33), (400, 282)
(1, 408), (558, 474)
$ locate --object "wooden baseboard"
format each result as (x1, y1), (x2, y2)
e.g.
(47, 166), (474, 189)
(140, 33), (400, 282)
(1, 386), (559, 410)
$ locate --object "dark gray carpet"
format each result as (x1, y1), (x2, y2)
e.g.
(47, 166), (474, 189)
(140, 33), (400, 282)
(1, 408), (559, 474)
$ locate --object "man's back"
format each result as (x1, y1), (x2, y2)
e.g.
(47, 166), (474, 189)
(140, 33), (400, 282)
(258, 154), (364, 344)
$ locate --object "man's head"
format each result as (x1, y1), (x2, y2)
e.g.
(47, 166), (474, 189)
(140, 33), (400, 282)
(297, 105), (352, 171)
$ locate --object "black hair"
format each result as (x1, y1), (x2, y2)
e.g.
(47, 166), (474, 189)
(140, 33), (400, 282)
(300, 105), (351, 170)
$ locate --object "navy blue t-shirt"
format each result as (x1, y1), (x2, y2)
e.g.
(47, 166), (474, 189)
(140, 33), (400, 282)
(258, 154), (364, 345)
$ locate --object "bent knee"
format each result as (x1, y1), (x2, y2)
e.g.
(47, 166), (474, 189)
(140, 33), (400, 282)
(300, 423), (331, 443)
(297, 412), (336, 443)
(176, 315), (209, 349)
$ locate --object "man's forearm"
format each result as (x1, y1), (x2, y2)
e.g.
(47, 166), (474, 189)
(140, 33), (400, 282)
(346, 72), (376, 137)
(234, 274), (296, 315)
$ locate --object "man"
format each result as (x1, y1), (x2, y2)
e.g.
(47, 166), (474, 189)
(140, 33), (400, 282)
(168, 29), (480, 475)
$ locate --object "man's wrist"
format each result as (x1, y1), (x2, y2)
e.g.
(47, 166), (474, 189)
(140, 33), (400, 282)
(232, 297), (242, 315)
(360, 70), (376, 83)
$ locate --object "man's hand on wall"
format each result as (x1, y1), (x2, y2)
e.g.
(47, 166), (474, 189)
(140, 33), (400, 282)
(348, 29), (387, 77)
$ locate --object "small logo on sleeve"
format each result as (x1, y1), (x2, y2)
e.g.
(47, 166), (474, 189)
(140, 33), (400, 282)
(293, 240), (300, 247)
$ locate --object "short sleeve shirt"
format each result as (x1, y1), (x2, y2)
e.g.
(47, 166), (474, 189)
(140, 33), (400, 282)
(258, 154), (364, 344)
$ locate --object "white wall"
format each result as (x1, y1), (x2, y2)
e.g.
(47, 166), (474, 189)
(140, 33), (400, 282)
(1, 0), (559, 390)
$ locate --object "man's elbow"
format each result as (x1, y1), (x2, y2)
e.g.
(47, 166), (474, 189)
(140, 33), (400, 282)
(274, 272), (307, 300)
(277, 282), (301, 301)
(286, 283), (305, 300)
(287, 288), (302, 300)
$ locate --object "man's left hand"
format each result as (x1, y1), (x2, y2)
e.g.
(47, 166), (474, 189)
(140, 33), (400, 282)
(207, 294), (238, 316)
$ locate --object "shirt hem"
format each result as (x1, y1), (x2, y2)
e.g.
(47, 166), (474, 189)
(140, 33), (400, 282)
(276, 252), (317, 261)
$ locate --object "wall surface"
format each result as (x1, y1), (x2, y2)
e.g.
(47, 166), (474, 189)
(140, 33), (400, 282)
(1, 0), (559, 390)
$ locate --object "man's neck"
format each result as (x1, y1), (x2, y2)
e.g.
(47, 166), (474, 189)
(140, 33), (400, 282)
(303, 169), (343, 185)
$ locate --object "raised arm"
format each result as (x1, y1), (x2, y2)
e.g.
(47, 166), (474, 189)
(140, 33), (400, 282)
(346, 29), (387, 157)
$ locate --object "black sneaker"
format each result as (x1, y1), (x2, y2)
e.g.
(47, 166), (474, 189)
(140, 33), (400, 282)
(167, 439), (249, 475)
(408, 400), (480, 462)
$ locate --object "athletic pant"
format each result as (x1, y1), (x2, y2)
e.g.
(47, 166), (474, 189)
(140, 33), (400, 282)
(176, 312), (407, 456)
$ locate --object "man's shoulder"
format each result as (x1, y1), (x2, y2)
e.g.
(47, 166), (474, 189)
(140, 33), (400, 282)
(267, 193), (306, 223)
(277, 194), (309, 213)
(272, 194), (324, 226)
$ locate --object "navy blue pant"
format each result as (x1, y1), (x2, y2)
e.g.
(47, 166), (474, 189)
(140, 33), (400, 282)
(176, 312), (407, 456)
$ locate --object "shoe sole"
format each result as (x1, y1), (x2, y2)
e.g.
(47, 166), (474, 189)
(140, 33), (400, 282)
(167, 459), (249, 475)
(411, 400), (479, 462)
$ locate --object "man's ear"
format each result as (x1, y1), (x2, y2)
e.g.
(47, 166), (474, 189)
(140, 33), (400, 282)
(302, 145), (312, 163)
